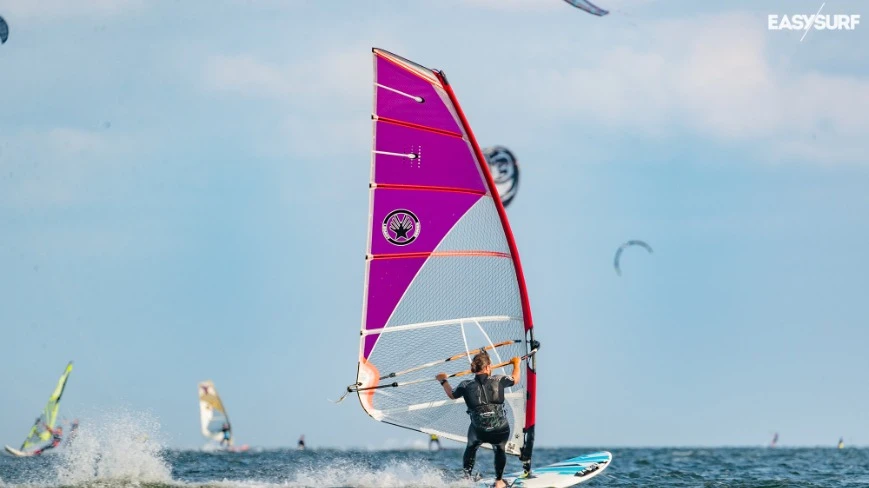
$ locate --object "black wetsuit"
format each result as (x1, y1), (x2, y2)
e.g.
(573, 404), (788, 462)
(453, 373), (514, 480)
(33, 430), (62, 456)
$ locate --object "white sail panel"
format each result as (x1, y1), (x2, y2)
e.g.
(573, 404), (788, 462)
(198, 380), (231, 443)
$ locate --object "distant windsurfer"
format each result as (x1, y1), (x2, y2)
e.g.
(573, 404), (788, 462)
(838, 437), (844, 449)
(437, 351), (521, 488)
(219, 423), (231, 447)
(297, 435), (305, 450)
(32, 424), (63, 456)
(429, 434), (441, 451)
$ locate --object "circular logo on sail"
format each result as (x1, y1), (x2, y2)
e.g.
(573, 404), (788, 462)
(382, 209), (420, 246)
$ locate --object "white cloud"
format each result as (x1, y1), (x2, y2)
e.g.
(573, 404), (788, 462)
(201, 11), (868, 165)
(202, 44), (374, 166)
(203, 46), (371, 106)
(481, 13), (869, 163)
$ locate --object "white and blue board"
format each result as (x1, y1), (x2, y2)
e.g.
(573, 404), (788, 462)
(4, 445), (36, 457)
(480, 451), (612, 488)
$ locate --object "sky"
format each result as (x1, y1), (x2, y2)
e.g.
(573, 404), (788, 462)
(0, 0), (867, 449)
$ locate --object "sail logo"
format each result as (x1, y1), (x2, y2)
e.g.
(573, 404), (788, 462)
(768, 3), (860, 42)
(382, 209), (420, 246)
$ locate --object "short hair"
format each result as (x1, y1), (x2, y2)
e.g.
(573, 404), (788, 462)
(471, 351), (491, 373)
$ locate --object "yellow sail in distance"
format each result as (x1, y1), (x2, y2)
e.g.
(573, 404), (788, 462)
(198, 380), (231, 444)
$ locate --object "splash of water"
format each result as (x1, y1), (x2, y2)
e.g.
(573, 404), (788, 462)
(288, 459), (470, 488)
(55, 409), (172, 485)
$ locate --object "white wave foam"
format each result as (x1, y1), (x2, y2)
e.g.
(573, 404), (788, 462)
(287, 459), (472, 488)
(54, 408), (172, 485)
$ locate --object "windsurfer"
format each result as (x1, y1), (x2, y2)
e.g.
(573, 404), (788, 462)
(32, 424), (63, 456)
(429, 434), (440, 451)
(219, 423), (231, 446)
(297, 435), (305, 450)
(437, 351), (521, 488)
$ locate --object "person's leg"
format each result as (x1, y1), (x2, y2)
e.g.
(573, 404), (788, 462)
(493, 443), (507, 480)
(463, 426), (483, 477)
(480, 429), (511, 483)
(34, 442), (56, 456)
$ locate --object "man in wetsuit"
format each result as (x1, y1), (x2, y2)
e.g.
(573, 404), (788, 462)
(32, 424), (63, 456)
(219, 423), (231, 447)
(437, 351), (521, 488)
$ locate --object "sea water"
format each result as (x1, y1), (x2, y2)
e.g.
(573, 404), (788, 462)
(2, 412), (868, 487)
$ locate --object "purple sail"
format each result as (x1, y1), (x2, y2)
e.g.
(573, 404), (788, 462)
(354, 49), (535, 461)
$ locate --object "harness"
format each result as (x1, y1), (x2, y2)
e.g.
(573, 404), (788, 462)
(467, 375), (509, 433)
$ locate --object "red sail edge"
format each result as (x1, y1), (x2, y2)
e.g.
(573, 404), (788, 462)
(437, 73), (537, 438)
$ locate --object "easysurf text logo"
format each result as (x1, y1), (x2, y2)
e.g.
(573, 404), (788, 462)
(768, 3), (860, 42)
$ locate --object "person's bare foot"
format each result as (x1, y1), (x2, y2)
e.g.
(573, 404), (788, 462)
(493, 479), (507, 488)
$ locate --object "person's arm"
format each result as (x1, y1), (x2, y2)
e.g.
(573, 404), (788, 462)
(436, 373), (455, 399)
(510, 356), (521, 385)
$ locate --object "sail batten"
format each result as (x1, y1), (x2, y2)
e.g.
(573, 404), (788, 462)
(371, 184), (488, 196)
(356, 49), (536, 460)
(363, 316), (522, 336)
(379, 391), (525, 417)
(374, 115), (464, 138)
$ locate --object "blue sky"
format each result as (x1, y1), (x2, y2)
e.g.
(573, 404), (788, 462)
(0, 0), (867, 449)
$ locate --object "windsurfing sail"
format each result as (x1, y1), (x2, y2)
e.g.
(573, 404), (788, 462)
(19, 361), (73, 451)
(349, 48), (537, 468)
(198, 380), (232, 444)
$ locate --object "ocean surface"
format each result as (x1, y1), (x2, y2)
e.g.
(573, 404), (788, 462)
(3, 443), (869, 488)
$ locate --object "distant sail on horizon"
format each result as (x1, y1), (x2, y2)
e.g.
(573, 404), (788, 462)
(198, 380), (232, 445)
(18, 362), (74, 452)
